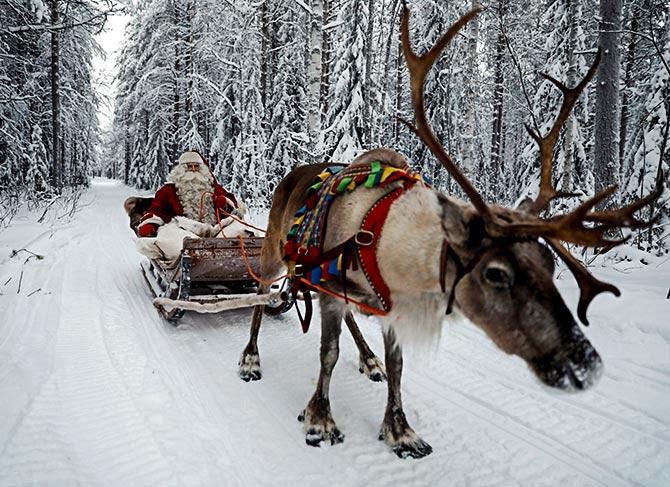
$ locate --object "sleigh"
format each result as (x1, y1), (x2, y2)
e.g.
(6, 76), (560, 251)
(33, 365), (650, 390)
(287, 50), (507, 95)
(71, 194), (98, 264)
(125, 196), (284, 323)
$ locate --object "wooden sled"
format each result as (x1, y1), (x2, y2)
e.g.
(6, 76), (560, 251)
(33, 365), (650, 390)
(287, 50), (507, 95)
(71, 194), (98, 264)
(143, 236), (286, 323)
(125, 197), (284, 323)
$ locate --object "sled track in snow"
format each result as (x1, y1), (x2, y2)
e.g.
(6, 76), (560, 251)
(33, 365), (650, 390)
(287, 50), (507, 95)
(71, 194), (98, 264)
(1, 218), (179, 486)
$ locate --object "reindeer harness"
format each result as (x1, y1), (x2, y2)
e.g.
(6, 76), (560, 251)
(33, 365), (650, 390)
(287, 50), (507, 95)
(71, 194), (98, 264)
(283, 161), (428, 332)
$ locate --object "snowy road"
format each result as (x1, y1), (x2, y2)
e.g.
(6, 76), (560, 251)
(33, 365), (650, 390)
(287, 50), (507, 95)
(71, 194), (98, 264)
(1, 180), (669, 486)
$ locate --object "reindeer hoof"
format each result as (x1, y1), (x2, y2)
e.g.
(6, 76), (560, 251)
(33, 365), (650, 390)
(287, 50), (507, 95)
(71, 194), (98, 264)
(300, 408), (344, 446)
(305, 426), (345, 447)
(238, 353), (262, 382)
(379, 425), (432, 459)
(239, 370), (261, 382)
(359, 356), (386, 382)
(391, 439), (433, 459)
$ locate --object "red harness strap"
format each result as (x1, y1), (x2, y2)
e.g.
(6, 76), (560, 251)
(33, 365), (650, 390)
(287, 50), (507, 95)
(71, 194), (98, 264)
(355, 187), (406, 312)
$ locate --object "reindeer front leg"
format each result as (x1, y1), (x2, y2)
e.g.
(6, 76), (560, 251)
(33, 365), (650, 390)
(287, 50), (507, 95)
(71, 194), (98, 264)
(379, 328), (432, 459)
(298, 295), (345, 446)
(343, 310), (386, 382)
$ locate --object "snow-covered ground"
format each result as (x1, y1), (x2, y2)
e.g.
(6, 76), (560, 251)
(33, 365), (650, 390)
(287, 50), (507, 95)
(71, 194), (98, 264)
(1, 179), (669, 486)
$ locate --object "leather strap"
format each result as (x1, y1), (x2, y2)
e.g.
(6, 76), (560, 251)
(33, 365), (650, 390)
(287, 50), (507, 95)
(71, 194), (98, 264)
(356, 188), (406, 312)
(294, 289), (313, 333)
(439, 239), (448, 293)
(444, 245), (491, 315)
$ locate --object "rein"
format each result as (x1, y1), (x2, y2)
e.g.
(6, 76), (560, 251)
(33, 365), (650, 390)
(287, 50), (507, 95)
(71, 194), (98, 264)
(439, 241), (479, 315)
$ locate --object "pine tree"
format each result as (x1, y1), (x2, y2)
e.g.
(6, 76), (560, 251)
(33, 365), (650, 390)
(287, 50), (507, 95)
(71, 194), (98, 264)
(321, 0), (370, 161)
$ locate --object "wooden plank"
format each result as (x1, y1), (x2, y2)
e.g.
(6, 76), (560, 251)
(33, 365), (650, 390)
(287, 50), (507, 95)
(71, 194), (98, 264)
(185, 237), (263, 282)
(183, 236), (263, 250)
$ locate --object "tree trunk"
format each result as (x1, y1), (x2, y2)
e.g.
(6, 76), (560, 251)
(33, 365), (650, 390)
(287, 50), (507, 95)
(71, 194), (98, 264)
(50, 0), (62, 192)
(393, 28), (403, 144)
(362, 0), (375, 147)
(259, 0), (269, 109)
(594, 0), (623, 207)
(619, 8), (637, 175)
(185, 0), (194, 118)
(172, 0), (182, 167)
(461, 0), (480, 176)
(489, 0), (506, 198)
(124, 124), (131, 183)
(561, 0), (579, 192)
(320, 0), (333, 130)
(308, 0), (324, 156)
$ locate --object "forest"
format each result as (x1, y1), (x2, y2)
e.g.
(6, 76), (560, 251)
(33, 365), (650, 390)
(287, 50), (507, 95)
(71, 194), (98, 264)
(1, 0), (669, 250)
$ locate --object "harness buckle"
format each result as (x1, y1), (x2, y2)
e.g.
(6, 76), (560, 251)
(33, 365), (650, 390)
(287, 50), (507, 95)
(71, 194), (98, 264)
(355, 230), (375, 246)
(294, 264), (304, 277)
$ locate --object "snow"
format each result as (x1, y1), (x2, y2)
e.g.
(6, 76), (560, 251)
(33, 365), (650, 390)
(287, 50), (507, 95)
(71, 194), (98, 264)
(1, 179), (669, 486)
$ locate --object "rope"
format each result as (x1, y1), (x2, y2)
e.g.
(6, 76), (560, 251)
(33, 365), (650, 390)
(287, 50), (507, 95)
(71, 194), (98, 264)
(297, 278), (388, 316)
(218, 208), (267, 234)
(197, 189), (268, 235)
(237, 235), (287, 286)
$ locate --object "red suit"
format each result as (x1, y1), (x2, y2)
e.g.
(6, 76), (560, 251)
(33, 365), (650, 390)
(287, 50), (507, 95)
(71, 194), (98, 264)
(138, 180), (238, 238)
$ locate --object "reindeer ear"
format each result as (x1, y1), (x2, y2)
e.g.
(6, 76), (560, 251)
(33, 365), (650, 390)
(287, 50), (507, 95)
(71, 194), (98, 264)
(437, 194), (485, 250)
(465, 214), (486, 248)
(438, 194), (486, 250)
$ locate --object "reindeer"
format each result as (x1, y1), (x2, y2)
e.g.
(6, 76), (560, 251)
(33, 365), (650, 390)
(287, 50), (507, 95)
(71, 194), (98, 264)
(238, 4), (663, 458)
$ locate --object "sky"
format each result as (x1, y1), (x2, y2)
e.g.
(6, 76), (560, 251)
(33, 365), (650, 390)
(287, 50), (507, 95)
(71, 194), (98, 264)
(92, 10), (131, 132)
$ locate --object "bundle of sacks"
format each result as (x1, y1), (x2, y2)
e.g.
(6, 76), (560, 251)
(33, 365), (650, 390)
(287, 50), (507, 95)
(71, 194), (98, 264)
(131, 151), (262, 265)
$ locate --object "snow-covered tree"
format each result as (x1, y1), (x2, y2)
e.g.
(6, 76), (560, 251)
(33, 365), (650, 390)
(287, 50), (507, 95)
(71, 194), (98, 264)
(321, 0), (371, 161)
(0, 0), (111, 201)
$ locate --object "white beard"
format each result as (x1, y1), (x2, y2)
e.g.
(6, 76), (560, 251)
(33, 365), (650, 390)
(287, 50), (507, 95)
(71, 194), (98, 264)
(167, 163), (219, 225)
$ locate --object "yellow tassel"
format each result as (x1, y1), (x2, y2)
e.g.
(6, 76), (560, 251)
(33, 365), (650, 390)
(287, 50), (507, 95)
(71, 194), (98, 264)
(380, 167), (399, 182)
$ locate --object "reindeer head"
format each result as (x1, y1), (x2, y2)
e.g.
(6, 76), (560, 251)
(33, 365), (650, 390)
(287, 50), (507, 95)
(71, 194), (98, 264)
(400, 4), (663, 390)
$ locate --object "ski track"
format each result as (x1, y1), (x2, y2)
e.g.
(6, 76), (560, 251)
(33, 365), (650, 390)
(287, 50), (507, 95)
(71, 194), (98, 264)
(0, 180), (669, 486)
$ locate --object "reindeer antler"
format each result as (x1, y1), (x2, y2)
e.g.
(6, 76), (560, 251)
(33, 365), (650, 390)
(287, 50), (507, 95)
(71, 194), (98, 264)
(526, 52), (601, 214)
(546, 239), (620, 326)
(399, 2), (491, 220)
(503, 54), (663, 321)
(399, 3), (664, 326)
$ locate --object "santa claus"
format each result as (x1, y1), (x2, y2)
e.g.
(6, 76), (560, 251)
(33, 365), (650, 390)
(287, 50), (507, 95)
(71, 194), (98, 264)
(137, 151), (238, 238)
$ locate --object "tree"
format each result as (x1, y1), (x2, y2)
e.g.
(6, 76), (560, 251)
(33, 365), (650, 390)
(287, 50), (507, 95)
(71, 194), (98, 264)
(0, 0), (114, 200)
(321, 0), (370, 161)
(594, 0), (623, 207)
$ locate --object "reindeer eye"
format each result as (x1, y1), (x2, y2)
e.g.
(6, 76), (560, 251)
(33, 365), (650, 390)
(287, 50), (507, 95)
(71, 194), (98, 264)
(483, 265), (511, 288)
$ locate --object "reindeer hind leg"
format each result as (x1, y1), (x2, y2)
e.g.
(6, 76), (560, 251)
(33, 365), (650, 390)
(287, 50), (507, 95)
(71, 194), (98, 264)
(238, 243), (284, 382)
(344, 310), (386, 382)
(238, 300), (266, 382)
(298, 295), (345, 446)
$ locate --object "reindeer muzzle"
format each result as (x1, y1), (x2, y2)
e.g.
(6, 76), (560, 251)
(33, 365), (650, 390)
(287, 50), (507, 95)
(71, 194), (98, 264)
(530, 325), (603, 391)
